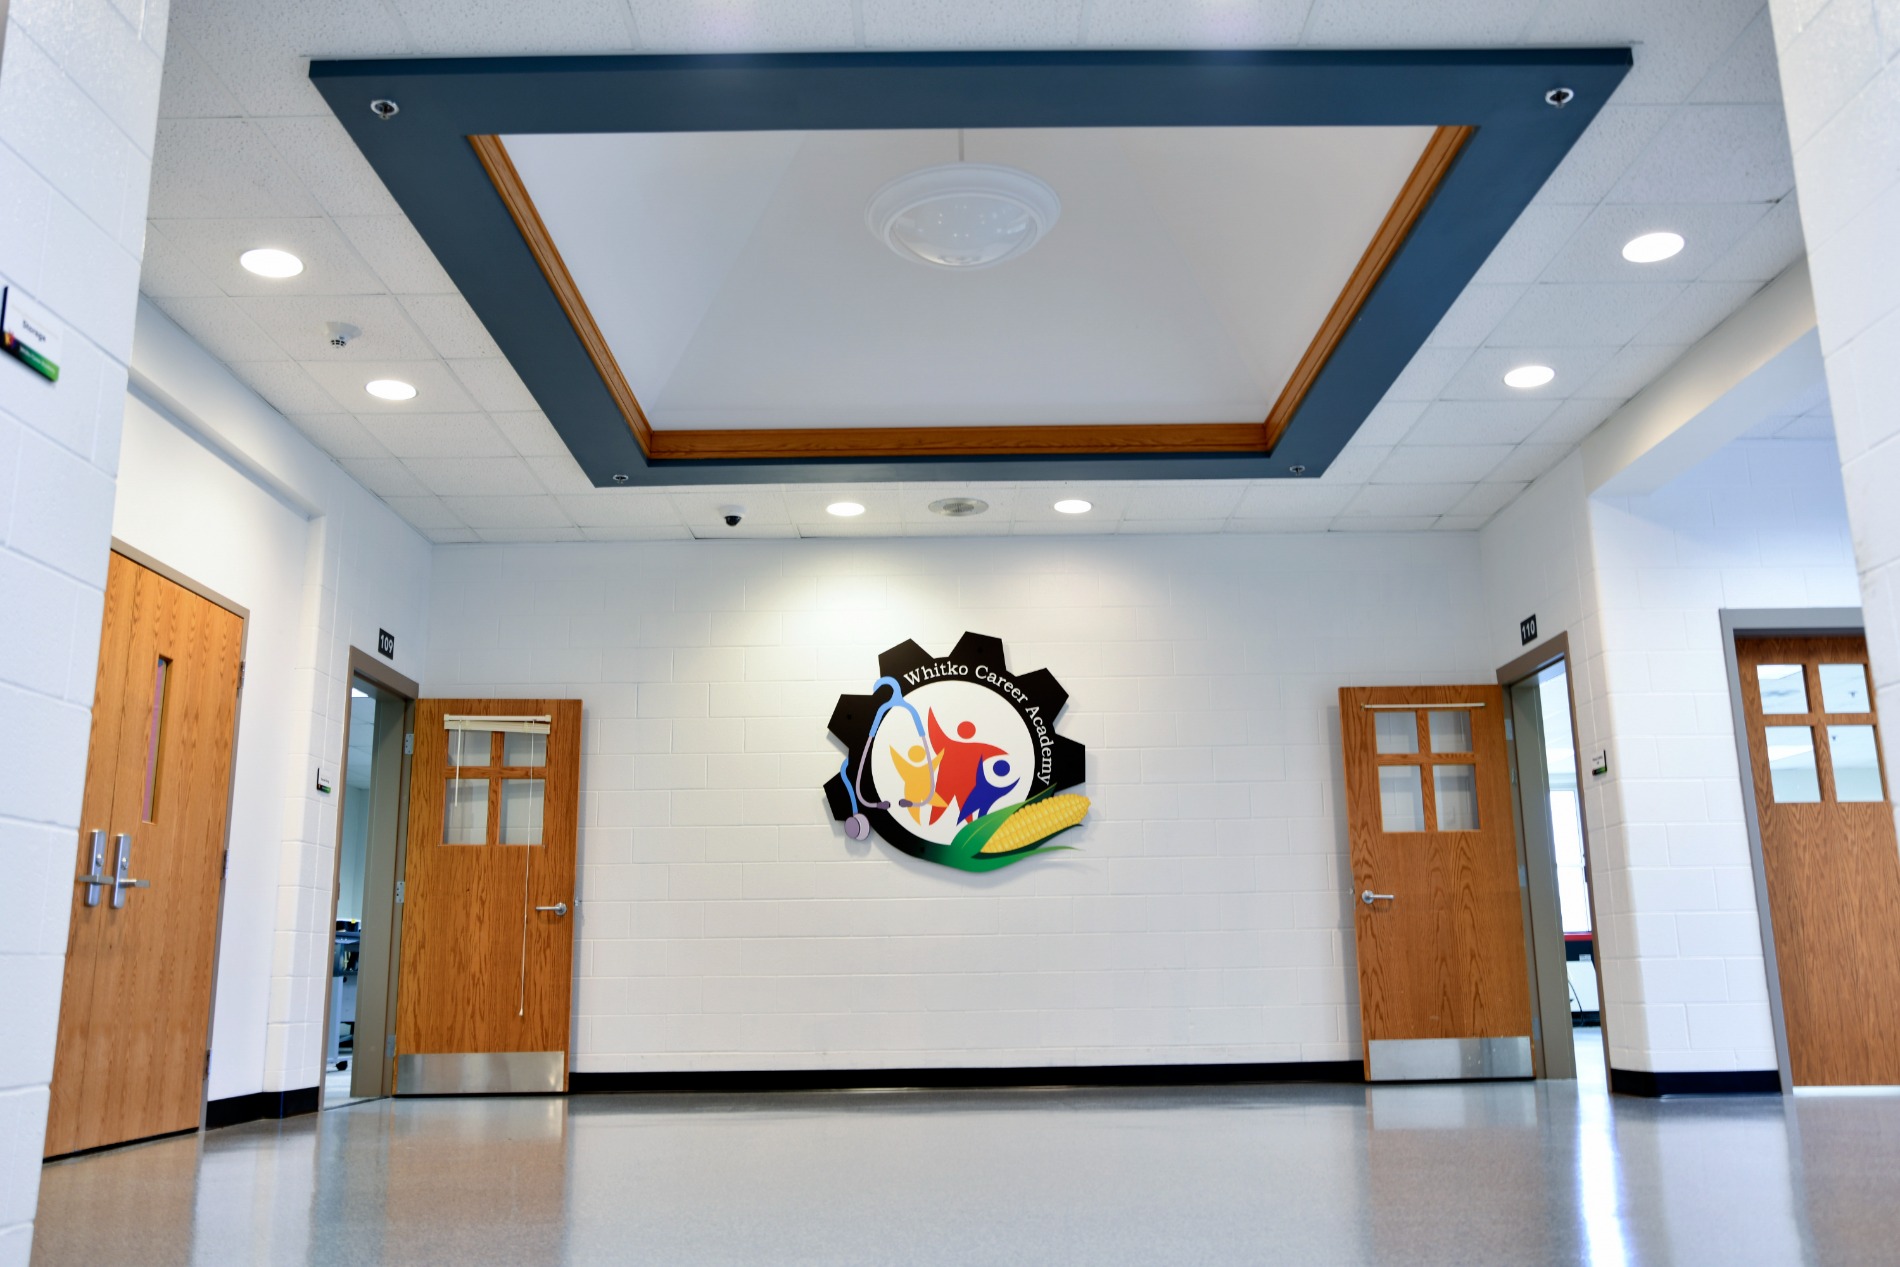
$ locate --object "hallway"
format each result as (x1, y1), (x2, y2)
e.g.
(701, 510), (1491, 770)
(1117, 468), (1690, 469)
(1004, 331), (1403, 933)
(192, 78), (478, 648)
(33, 1080), (1899, 1265)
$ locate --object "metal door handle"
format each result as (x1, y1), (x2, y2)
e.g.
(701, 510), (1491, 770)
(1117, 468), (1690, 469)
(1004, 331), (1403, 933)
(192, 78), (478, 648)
(534, 902), (568, 917)
(111, 833), (149, 909)
(1360, 890), (1395, 906)
(76, 829), (110, 906)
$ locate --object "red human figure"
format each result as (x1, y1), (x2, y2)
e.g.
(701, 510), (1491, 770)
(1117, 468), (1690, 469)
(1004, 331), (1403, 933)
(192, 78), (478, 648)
(925, 709), (1006, 826)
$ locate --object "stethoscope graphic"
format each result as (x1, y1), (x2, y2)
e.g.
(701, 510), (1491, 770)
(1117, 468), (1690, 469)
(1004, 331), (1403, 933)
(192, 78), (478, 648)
(839, 676), (938, 841)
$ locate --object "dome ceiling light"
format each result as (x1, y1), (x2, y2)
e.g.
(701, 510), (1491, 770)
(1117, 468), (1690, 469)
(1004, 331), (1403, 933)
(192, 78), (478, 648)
(866, 161), (1062, 271)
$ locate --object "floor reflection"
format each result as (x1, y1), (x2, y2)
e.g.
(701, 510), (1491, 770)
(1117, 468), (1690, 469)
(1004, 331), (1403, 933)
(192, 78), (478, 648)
(33, 1078), (1900, 1265)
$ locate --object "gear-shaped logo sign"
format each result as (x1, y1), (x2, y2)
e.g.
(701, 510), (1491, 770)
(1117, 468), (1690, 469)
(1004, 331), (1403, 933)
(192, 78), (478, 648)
(824, 632), (1088, 872)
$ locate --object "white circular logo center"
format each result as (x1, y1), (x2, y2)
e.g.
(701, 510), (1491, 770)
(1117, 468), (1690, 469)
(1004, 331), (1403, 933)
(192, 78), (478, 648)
(864, 680), (1035, 846)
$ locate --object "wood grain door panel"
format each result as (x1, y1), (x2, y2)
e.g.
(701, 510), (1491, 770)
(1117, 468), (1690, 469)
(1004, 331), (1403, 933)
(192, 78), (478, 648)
(46, 555), (243, 1157)
(1737, 635), (1900, 1086)
(1340, 686), (1532, 1075)
(395, 699), (581, 1085)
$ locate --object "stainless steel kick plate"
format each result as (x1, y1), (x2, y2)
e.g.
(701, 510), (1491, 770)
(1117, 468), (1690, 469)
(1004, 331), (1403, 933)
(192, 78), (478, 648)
(1367, 1036), (1533, 1081)
(395, 1051), (564, 1095)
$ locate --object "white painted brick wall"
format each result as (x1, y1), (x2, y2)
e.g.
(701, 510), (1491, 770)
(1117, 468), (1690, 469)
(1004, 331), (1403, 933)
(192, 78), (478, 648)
(427, 534), (1491, 1073)
(0, 0), (165, 1257)
(1768, 0), (1900, 868)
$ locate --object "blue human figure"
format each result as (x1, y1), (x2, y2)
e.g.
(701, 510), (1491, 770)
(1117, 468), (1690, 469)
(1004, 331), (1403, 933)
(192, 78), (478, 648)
(959, 757), (1020, 823)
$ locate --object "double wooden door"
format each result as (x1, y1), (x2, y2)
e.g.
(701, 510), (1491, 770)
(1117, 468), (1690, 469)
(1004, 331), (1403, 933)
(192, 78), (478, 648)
(1339, 685), (1534, 1080)
(1737, 635), (1900, 1085)
(46, 554), (243, 1156)
(394, 698), (582, 1094)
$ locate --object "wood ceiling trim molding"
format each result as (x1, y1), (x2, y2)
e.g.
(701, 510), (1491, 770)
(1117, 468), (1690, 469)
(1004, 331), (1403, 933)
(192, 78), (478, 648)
(472, 125), (1468, 464)
(1262, 124), (1472, 454)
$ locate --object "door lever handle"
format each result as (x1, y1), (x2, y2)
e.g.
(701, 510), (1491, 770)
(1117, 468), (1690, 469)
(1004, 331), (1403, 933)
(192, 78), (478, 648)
(76, 829), (109, 906)
(111, 833), (149, 909)
(1360, 890), (1395, 906)
(534, 902), (569, 918)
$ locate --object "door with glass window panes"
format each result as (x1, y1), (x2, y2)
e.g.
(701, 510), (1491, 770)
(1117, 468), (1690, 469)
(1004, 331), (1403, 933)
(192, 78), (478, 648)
(394, 699), (582, 1094)
(1738, 635), (1900, 1086)
(1339, 685), (1534, 1080)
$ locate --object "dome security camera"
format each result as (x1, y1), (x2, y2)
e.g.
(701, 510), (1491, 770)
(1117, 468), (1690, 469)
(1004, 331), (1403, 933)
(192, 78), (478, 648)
(719, 505), (745, 528)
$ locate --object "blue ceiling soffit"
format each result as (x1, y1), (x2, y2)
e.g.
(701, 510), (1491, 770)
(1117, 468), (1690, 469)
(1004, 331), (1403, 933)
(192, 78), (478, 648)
(310, 49), (1629, 488)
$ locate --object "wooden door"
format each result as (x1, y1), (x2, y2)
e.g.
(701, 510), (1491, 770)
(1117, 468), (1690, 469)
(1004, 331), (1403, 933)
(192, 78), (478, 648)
(394, 699), (581, 1094)
(1339, 686), (1533, 1080)
(46, 554), (243, 1156)
(1736, 635), (1900, 1086)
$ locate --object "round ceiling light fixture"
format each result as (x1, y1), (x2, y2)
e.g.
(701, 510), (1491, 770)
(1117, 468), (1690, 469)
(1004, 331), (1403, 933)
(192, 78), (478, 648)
(1053, 499), (1093, 515)
(928, 497), (988, 517)
(1503, 364), (1556, 390)
(239, 247), (304, 279)
(826, 501), (866, 518)
(365, 378), (418, 401)
(1622, 231), (1685, 264)
(866, 163), (1061, 270)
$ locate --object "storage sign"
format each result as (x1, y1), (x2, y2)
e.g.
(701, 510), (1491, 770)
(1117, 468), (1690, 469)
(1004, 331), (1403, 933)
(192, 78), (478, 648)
(1, 285), (62, 382)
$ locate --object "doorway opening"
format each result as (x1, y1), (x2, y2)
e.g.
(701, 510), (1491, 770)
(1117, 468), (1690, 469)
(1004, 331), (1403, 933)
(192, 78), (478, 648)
(323, 654), (418, 1109)
(1501, 639), (1609, 1087)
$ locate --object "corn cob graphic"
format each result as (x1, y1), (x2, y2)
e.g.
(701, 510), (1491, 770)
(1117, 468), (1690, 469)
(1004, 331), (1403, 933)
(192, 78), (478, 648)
(977, 794), (1090, 854)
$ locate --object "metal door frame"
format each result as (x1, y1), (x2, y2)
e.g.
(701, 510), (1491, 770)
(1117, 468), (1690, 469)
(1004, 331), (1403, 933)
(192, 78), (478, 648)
(1720, 607), (1865, 1096)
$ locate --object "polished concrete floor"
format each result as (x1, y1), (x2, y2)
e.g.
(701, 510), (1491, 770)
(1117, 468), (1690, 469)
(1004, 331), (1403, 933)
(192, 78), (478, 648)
(35, 1058), (1900, 1267)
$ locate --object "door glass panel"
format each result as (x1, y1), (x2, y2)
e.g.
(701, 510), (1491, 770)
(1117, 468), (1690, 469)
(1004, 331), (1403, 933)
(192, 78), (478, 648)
(443, 778), (489, 843)
(1378, 765), (1424, 832)
(1428, 710), (1472, 754)
(447, 728), (490, 767)
(500, 779), (545, 845)
(143, 656), (172, 821)
(1433, 764), (1480, 830)
(1827, 725), (1885, 802)
(504, 731), (547, 768)
(1757, 665), (1808, 714)
(1819, 664), (1872, 714)
(1763, 726), (1821, 803)
(1374, 712), (1419, 755)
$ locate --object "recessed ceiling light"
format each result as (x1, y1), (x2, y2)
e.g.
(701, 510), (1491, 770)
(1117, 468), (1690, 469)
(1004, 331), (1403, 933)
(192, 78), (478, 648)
(928, 497), (988, 517)
(366, 378), (417, 401)
(1053, 499), (1093, 514)
(239, 247), (304, 279)
(826, 501), (865, 518)
(1622, 231), (1685, 264)
(1503, 364), (1555, 390)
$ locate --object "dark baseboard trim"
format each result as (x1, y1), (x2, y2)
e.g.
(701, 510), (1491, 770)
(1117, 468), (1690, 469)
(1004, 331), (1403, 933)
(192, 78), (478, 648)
(44, 1126), (198, 1163)
(570, 1061), (1365, 1095)
(1610, 1067), (1781, 1097)
(205, 1085), (322, 1130)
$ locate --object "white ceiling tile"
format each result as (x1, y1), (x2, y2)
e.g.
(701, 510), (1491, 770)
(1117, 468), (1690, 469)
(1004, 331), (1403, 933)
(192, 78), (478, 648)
(1009, 482), (1135, 522)
(138, 225), (223, 298)
(902, 516), (1014, 536)
(302, 359), (478, 413)
(384, 0), (635, 55)
(157, 38), (243, 119)
(1450, 482), (1529, 516)
(1223, 516), (1335, 534)
(1771, 410), (1836, 440)
(1425, 284), (1527, 348)
(1432, 515), (1492, 531)
(489, 410), (578, 459)
(400, 295), (504, 360)
(1010, 517), (1121, 535)
(253, 116), (402, 218)
(1115, 520), (1225, 535)
(442, 495), (575, 529)
(235, 293), (436, 361)
(1327, 516), (1439, 532)
(1632, 280), (1766, 346)
(1524, 0), (1761, 106)
(560, 490), (693, 528)
(1319, 443), (1390, 484)
(1370, 444), (1512, 485)
(627, 0), (858, 51)
(1381, 347), (1472, 401)
(1487, 443), (1572, 484)
(448, 357), (541, 412)
(333, 215), (457, 294)
(359, 413), (513, 458)
(474, 526), (590, 543)
(1533, 106), (1675, 206)
(406, 456), (545, 497)
(378, 495), (467, 530)
(1688, 11), (1785, 105)
(781, 486), (905, 523)
(1526, 396), (1621, 446)
(1341, 483), (1472, 518)
(1468, 204), (1593, 285)
(1405, 401), (1560, 447)
(1700, 194), (1806, 283)
(148, 119), (322, 220)
(1084, 0), (1312, 47)
(1121, 481), (1247, 520)
(170, 0), (414, 117)
(524, 454), (599, 495)
(1487, 282), (1685, 348)
(862, 0), (1084, 47)
(895, 482), (1017, 523)
(1576, 342), (1690, 400)
(339, 457), (432, 498)
(1351, 399), (1428, 446)
(1230, 481), (1356, 519)
(1606, 104), (1796, 205)
(284, 412), (390, 459)
(149, 295), (284, 362)
(152, 215), (388, 297)
(1437, 346), (1617, 402)
(1537, 201), (1773, 285)
(226, 359), (345, 414)
(1300, 0), (1534, 44)
(581, 524), (696, 542)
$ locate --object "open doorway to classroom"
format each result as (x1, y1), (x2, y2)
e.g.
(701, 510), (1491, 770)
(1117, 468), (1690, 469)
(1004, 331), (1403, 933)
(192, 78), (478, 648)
(324, 658), (417, 1109)
(1503, 642), (1609, 1090)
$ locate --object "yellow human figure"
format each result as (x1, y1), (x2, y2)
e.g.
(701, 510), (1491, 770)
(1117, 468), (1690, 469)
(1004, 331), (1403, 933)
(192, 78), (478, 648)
(889, 744), (943, 823)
